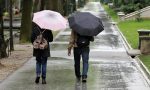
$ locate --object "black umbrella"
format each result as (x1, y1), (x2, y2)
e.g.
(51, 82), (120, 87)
(68, 12), (104, 36)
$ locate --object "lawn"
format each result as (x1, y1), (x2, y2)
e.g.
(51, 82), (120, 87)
(103, 4), (118, 21)
(139, 55), (150, 70)
(103, 4), (150, 72)
(118, 20), (150, 49)
(103, 4), (150, 49)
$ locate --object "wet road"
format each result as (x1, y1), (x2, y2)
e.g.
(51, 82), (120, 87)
(0, 2), (150, 90)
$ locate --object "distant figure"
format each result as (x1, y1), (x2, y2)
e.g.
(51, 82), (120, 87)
(13, 7), (19, 15)
(31, 22), (53, 84)
(68, 30), (94, 83)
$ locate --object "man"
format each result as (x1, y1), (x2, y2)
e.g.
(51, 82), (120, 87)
(68, 30), (94, 82)
(31, 22), (53, 84)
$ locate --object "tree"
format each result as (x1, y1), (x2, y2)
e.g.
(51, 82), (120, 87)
(9, 0), (14, 51)
(0, 1), (8, 58)
(40, 0), (46, 10)
(63, 0), (68, 16)
(33, 0), (46, 11)
(46, 0), (64, 15)
(45, 0), (54, 10)
(72, 0), (76, 12)
(33, 0), (40, 12)
(78, 0), (82, 7)
(57, 0), (64, 15)
(20, 0), (33, 43)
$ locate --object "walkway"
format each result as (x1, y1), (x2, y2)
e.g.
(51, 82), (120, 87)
(0, 2), (150, 90)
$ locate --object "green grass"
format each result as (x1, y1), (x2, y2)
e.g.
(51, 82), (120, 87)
(139, 55), (150, 70)
(103, 4), (150, 72)
(118, 20), (150, 49)
(103, 4), (150, 49)
(103, 4), (118, 21)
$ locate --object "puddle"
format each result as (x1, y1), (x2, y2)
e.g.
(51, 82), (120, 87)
(54, 35), (70, 42)
(51, 43), (68, 50)
(48, 57), (71, 60)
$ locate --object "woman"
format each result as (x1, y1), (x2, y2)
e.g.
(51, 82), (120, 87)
(31, 22), (53, 84)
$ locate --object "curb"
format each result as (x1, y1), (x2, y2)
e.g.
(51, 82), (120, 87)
(135, 57), (150, 83)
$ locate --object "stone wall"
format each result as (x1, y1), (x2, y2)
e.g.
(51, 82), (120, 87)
(122, 6), (150, 21)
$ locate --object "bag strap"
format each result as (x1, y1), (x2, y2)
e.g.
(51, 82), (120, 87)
(35, 27), (47, 42)
(35, 26), (46, 35)
(41, 29), (46, 34)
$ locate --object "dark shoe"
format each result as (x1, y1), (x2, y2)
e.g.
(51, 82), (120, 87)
(82, 78), (87, 83)
(35, 77), (40, 84)
(42, 78), (46, 84)
(82, 75), (87, 83)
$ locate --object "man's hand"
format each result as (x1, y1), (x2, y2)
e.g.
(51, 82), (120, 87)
(68, 49), (71, 56)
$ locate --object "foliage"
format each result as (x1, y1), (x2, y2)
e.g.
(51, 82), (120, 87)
(100, 0), (113, 4)
(112, 0), (124, 7)
(103, 4), (118, 21)
(112, 0), (149, 14)
(120, 4), (136, 14)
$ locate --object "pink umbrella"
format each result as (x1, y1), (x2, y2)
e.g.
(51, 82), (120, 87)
(33, 10), (68, 31)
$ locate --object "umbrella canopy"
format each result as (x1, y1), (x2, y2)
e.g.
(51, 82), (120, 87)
(68, 12), (104, 36)
(33, 10), (68, 31)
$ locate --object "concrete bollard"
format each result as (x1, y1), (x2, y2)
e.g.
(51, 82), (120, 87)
(140, 36), (150, 54)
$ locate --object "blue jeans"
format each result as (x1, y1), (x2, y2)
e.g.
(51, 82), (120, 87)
(74, 47), (90, 78)
(36, 56), (47, 78)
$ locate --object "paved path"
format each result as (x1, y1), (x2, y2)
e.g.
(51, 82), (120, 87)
(0, 2), (150, 90)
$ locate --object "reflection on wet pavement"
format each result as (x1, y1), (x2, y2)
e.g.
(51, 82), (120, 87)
(75, 83), (87, 90)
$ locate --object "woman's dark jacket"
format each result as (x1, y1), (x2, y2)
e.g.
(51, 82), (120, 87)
(31, 22), (53, 57)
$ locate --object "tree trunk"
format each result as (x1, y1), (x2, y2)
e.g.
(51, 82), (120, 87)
(33, 0), (40, 12)
(0, 36), (8, 58)
(0, 5), (7, 58)
(45, 0), (64, 15)
(57, 0), (64, 15)
(40, 0), (46, 10)
(63, 0), (68, 16)
(78, 0), (82, 7)
(72, 0), (76, 12)
(20, 0), (33, 43)
(0, 34), (8, 58)
(9, 0), (14, 51)
(46, 0), (57, 11)
(45, 0), (52, 10)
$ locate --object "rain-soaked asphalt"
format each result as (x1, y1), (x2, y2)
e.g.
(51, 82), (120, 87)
(0, 2), (150, 90)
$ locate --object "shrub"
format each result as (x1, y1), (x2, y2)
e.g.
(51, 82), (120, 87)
(121, 4), (136, 14)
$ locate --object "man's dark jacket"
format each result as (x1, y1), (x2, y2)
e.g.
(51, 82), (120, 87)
(31, 22), (53, 57)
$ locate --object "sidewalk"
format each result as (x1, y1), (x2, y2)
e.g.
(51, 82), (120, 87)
(0, 1), (150, 90)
